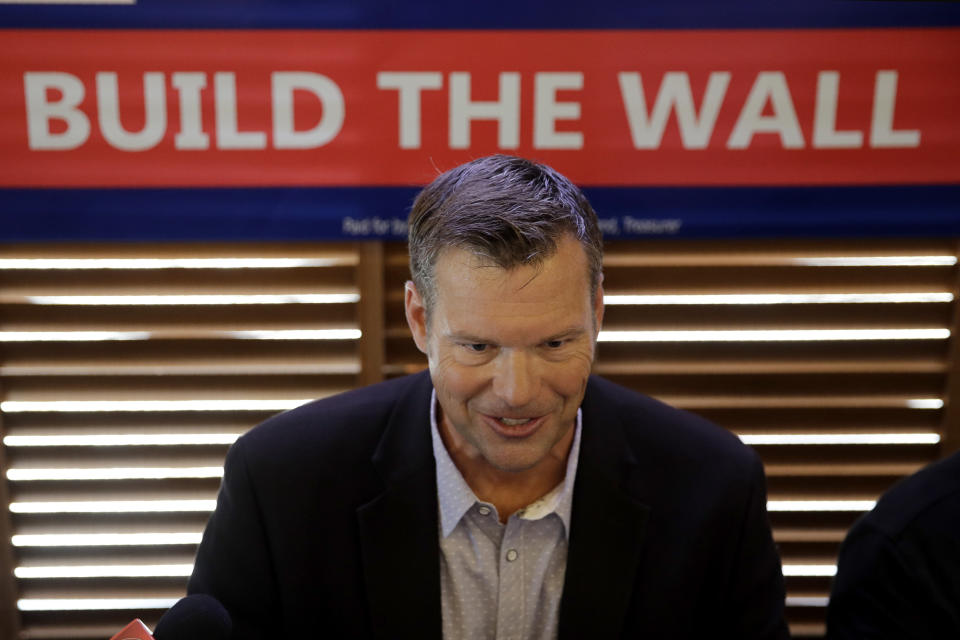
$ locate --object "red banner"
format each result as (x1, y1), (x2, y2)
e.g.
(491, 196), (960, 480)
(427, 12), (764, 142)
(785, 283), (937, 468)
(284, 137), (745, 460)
(2, 29), (958, 187)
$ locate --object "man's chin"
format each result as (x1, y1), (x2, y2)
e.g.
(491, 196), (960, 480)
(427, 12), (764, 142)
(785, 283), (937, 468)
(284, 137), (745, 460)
(481, 447), (552, 474)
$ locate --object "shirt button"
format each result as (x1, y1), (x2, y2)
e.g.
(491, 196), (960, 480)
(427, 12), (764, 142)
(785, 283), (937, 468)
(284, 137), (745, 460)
(478, 506), (491, 516)
(506, 549), (518, 562)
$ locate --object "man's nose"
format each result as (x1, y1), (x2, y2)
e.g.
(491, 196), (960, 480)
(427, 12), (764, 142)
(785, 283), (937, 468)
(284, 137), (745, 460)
(492, 350), (539, 408)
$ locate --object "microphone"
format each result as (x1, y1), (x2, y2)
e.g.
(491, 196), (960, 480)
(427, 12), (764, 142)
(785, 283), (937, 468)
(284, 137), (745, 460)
(110, 619), (154, 640)
(153, 593), (233, 640)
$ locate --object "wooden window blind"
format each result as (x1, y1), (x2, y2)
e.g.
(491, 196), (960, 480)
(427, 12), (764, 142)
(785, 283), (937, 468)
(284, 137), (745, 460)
(2, 237), (958, 639)
(0, 243), (365, 639)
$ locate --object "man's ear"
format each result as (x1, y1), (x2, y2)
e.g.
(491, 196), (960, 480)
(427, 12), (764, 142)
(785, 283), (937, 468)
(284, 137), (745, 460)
(404, 281), (429, 354)
(593, 272), (605, 335)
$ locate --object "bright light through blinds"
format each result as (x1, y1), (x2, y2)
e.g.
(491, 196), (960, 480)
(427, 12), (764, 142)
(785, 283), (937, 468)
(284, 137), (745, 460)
(0, 331), (151, 342)
(13, 563), (843, 580)
(9, 499), (875, 514)
(18, 598), (178, 612)
(907, 399), (945, 409)
(0, 329), (361, 342)
(16, 564), (194, 579)
(0, 399), (941, 415)
(7, 467), (224, 481)
(12, 533), (203, 547)
(9, 500), (217, 514)
(0, 258), (343, 269)
(27, 293), (360, 305)
(786, 596), (831, 608)
(792, 256), (957, 267)
(767, 500), (877, 512)
(603, 293), (954, 305)
(229, 329), (362, 340)
(597, 329), (950, 342)
(1, 399), (313, 412)
(4, 433), (242, 447)
(782, 565), (837, 577)
(738, 433), (941, 445)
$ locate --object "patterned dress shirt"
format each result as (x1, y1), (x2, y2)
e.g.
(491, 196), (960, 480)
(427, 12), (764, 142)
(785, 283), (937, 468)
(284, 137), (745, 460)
(430, 392), (582, 640)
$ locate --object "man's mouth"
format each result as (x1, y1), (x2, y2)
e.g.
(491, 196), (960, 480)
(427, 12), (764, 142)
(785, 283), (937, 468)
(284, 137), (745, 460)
(500, 417), (533, 426)
(483, 414), (545, 438)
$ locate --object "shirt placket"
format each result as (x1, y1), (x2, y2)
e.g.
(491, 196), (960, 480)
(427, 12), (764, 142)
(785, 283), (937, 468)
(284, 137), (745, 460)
(494, 518), (524, 640)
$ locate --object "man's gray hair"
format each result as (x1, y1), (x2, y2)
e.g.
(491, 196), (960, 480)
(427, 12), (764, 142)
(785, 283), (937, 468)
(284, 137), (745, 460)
(408, 155), (603, 313)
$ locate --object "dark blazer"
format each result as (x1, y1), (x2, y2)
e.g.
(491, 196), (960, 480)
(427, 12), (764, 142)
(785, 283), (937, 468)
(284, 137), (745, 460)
(826, 451), (960, 639)
(188, 371), (788, 639)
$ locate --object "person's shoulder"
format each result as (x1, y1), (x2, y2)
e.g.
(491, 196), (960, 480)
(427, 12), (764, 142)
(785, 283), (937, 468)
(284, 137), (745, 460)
(829, 452), (960, 637)
(234, 371), (431, 468)
(857, 450), (960, 540)
(584, 375), (757, 467)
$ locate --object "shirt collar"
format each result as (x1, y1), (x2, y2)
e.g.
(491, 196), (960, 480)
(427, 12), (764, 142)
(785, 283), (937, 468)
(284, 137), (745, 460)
(430, 390), (582, 539)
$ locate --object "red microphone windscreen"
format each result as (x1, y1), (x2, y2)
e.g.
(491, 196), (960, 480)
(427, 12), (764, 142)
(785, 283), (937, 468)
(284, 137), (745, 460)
(110, 619), (155, 640)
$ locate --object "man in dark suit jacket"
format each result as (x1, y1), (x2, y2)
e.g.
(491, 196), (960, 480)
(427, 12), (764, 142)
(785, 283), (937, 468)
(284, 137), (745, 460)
(186, 155), (788, 638)
(826, 450), (960, 639)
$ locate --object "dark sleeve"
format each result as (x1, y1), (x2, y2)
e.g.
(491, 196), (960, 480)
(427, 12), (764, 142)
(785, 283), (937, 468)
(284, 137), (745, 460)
(826, 519), (951, 640)
(187, 438), (278, 640)
(724, 455), (790, 640)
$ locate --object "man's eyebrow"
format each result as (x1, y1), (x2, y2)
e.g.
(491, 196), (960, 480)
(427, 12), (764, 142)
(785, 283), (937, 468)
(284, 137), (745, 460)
(444, 326), (587, 344)
(445, 331), (491, 343)
(543, 327), (587, 341)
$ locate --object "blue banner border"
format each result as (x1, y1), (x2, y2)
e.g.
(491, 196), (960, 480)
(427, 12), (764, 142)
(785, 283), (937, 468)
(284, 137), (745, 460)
(2, 185), (958, 242)
(2, 0), (960, 30)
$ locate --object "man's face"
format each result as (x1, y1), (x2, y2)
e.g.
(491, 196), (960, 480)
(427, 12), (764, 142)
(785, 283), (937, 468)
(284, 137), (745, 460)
(405, 234), (603, 475)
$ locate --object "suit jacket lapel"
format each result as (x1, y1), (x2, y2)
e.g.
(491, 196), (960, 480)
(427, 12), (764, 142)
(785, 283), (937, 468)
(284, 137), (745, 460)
(559, 377), (652, 639)
(356, 372), (443, 640)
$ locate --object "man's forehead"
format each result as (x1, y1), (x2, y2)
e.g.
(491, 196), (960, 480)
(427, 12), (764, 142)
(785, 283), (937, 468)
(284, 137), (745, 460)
(438, 256), (563, 297)
(442, 250), (545, 285)
(432, 240), (593, 309)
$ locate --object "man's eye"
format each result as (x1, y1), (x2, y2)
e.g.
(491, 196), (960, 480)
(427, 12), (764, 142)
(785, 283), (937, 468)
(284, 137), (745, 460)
(545, 339), (565, 349)
(466, 343), (487, 353)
